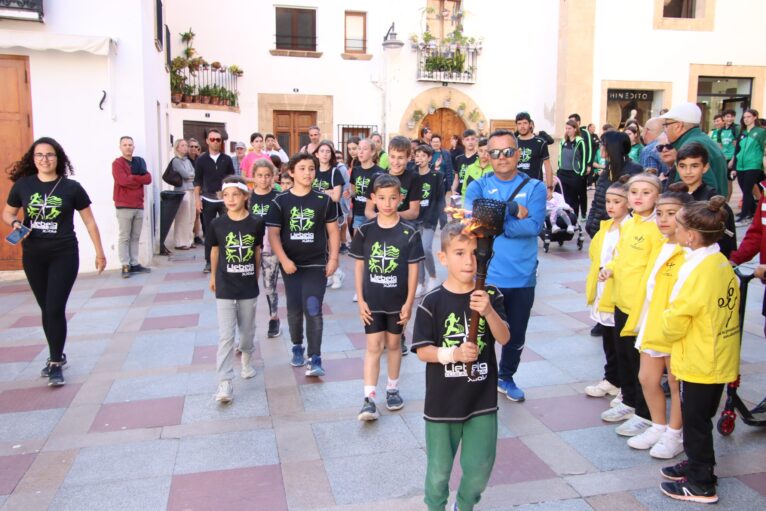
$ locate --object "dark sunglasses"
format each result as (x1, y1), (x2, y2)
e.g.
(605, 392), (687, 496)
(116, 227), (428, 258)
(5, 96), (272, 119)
(656, 143), (674, 152)
(488, 147), (517, 159)
(189, 145), (200, 149)
(208, 137), (222, 142)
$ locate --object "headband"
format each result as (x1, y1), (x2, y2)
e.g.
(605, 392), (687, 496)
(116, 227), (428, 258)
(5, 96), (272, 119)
(605, 187), (627, 198)
(676, 215), (725, 234)
(627, 174), (662, 191)
(222, 182), (250, 193)
(656, 196), (684, 206)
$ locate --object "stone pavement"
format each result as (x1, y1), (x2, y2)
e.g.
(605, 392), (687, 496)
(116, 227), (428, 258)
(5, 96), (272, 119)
(1, 235), (765, 511)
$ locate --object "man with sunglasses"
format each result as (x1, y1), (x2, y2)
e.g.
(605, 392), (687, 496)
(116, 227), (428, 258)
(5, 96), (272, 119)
(464, 129), (546, 403)
(638, 118), (670, 188)
(194, 129), (235, 273)
(188, 139), (201, 163)
(661, 103), (728, 197)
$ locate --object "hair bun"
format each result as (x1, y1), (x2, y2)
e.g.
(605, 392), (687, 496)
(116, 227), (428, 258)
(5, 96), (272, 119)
(708, 195), (726, 212)
(667, 182), (689, 194)
(644, 168), (658, 176)
(617, 174), (630, 184)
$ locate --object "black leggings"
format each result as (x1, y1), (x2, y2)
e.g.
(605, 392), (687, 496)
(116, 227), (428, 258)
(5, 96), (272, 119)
(736, 169), (762, 218)
(282, 266), (327, 358)
(557, 169), (588, 218)
(614, 307), (650, 420)
(600, 325), (619, 388)
(22, 248), (79, 363)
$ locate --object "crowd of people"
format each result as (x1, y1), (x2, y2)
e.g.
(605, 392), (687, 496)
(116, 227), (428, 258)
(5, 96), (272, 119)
(4, 101), (766, 510)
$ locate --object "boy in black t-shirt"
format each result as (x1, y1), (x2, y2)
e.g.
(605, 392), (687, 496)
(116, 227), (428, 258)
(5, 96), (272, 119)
(266, 153), (340, 377)
(411, 222), (510, 511)
(413, 144), (444, 298)
(209, 176), (264, 403)
(364, 136), (422, 222)
(350, 174), (425, 420)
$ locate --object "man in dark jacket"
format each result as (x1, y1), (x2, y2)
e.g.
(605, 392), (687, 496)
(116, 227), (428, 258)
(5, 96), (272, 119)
(113, 136), (152, 278)
(194, 129), (234, 273)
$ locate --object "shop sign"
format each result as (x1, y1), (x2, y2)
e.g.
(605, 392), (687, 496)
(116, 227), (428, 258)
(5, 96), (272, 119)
(608, 89), (654, 101)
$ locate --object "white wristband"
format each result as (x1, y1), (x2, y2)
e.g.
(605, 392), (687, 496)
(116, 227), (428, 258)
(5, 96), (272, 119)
(437, 346), (457, 365)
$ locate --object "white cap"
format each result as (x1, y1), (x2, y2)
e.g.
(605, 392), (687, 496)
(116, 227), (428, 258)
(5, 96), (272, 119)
(660, 102), (702, 124)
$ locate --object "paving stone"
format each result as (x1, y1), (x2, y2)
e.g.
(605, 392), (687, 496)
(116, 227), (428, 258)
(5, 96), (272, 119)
(174, 429), (279, 474)
(631, 476), (766, 510)
(122, 332), (195, 370)
(140, 313), (199, 331)
(0, 362), (29, 382)
(0, 408), (66, 442)
(523, 395), (610, 432)
(0, 345), (45, 363)
(489, 498), (595, 511)
(181, 373), (269, 424)
(300, 379), (364, 411)
(63, 439), (178, 486)
(738, 472), (766, 497)
(513, 360), (578, 389)
(559, 425), (666, 472)
(105, 373), (191, 403)
(313, 415), (420, 459)
(324, 448), (427, 505)
(51, 476), (171, 511)
(89, 396), (184, 432)
(146, 301), (207, 317)
(0, 453), (36, 494)
(0, 384), (82, 414)
(67, 309), (128, 336)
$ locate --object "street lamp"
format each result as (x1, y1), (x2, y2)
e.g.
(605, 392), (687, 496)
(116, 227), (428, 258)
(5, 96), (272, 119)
(382, 22), (404, 50)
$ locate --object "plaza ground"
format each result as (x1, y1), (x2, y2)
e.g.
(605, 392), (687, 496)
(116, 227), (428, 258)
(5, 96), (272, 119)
(0, 229), (765, 510)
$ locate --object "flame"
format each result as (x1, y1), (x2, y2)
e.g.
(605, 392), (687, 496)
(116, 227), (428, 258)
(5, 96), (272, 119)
(443, 207), (488, 236)
(445, 207), (471, 220)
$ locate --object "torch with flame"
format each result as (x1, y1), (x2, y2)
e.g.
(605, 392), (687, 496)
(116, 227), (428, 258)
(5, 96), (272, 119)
(451, 199), (507, 374)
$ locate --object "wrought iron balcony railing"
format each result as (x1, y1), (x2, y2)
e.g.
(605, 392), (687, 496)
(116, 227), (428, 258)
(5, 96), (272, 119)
(415, 44), (479, 84)
(0, 0), (43, 21)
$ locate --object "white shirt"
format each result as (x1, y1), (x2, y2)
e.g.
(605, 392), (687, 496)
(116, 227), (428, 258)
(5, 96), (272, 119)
(590, 225), (621, 326)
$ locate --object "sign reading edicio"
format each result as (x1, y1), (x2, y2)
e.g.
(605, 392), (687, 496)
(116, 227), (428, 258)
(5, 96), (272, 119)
(608, 89), (654, 101)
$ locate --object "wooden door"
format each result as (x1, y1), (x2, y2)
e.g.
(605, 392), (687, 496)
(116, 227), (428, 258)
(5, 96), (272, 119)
(273, 110), (317, 155)
(421, 108), (466, 141)
(0, 56), (33, 271)
(182, 121), (227, 154)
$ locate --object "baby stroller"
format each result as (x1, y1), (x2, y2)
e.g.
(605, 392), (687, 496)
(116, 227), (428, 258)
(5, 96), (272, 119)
(716, 264), (766, 435)
(540, 177), (584, 253)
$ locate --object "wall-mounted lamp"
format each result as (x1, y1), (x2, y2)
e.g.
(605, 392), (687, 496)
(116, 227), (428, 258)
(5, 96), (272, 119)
(382, 22), (404, 50)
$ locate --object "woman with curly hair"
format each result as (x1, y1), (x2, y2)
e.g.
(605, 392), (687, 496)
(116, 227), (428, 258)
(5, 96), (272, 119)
(2, 137), (106, 386)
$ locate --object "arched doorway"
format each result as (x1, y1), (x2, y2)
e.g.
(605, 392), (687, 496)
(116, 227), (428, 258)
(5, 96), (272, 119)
(421, 108), (466, 141)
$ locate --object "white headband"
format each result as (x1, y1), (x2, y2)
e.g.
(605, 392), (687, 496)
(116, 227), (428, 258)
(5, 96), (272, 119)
(222, 182), (249, 193)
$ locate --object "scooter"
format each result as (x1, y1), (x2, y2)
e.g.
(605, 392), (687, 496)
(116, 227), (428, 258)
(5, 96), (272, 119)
(717, 266), (766, 435)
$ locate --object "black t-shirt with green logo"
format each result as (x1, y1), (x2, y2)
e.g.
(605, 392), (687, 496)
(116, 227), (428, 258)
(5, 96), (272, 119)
(209, 213), (264, 300)
(454, 152), (478, 192)
(388, 168), (422, 212)
(7, 176), (91, 252)
(250, 189), (279, 218)
(265, 190), (338, 268)
(349, 219), (425, 313)
(313, 166), (345, 194)
(517, 136), (550, 181)
(412, 285), (507, 422)
(350, 165), (383, 216)
(416, 170), (445, 228)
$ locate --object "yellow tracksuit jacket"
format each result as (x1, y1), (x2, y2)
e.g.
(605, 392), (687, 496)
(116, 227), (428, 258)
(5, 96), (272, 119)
(586, 218), (617, 313)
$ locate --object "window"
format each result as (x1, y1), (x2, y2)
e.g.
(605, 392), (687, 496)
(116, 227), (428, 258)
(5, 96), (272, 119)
(154, 0), (163, 51)
(164, 25), (171, 70)
(276, 8), (316, 51)
(344, 12), (366, 53)
(337, 125), (376, 159)
(663, 0), (696, 18)
(696, 76), (753, 132)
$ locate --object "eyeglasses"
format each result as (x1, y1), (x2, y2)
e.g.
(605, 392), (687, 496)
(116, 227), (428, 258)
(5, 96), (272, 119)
(33, 153), (57, 161)
(656, 143), (674, 152)
(208, 137), (222, 142)
(488, 147), (518, 159)
(662, 121), (679, 129)
(189, 145), (200, 149)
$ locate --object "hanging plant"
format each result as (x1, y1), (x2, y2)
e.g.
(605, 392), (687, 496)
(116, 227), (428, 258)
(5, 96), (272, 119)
(428, 101), (437, 114)
(211, 61), (222, 70)
(468, 108), (480, 122)
(180, 28), (195, 44)
(411, 109), (425, 121)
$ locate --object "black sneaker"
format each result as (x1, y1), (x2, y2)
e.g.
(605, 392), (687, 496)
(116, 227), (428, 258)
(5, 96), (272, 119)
(267, 318), (281, 338)
(203, 263), (211, 274)
(357, 397), (380, 421)
(121, 265), (131, 278)
(590, 323), (603, 337)
(401, 334), (408, 356)
(386, 389), (404, 411)
(660, 481), (718, 504)
(41, 354), (67, 377)
(130, 264), (151, 274)
(660, 460), (688, 481)
(47, 364), (65, 386)
(194, 236), (204, 245)
(339, 243), (349, 255)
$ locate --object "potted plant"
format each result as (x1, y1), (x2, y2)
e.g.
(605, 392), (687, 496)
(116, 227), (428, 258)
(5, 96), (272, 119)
(183, 46), (195, 58)
(181, 84), (194, 103)
(412, 109), (424, 122)
(428, 101), (437, 115)
(210, 86), (220, 105)
(457, 102), (467, 116)
(179, 28), (195, 44)
(228, 65), (244, 77)
(443, 96), (451, 108)
(477, 119), (485, 130)
(409, 34), (419, 50)
(468, 108), (480, 122)
(211, 61), (222, 70)
(199, 85), (211, 104)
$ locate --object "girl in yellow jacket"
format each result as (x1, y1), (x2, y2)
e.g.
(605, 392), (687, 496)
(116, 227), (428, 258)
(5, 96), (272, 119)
(623, 183), (691, 459)
(659, 196), (739, 505)
(584, 178), (630, 399)
(599, 172), (664, 435)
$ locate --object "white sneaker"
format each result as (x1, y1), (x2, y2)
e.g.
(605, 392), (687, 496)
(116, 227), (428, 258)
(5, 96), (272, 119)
(215, 380), (233, 403)
(352, 293), (358, 302)
(601, 403), (634, 423)
(650, 431), (684, 459)
(610, 390), (623, 408)
(415, 284), (425, 298)
(551, 225), (561, 233)
(585, 380), (620, 398)
(616, 415), (652, 437)
(627, 426), (665, 449)
(331, 269), (344, 289)
(566, 225), (575, 234)
(240, 352), (256, 379)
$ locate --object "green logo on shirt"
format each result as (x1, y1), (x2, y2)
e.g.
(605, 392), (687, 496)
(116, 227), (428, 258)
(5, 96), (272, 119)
(289, 206), (315, 232)
(369, 241), (399, 274)
(27, 193), (62, 220)
(443, 311), (487, 354)
(422, 182), (431, 199)
(224, 232), (255, 263)
(251, 203), (270, 217)
(355, 176), (371, 194)
(520, 147), (532, 163)
(313, 178), (331, 192)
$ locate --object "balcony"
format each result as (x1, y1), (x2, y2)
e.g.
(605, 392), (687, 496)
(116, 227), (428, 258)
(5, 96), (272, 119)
(0, 0), (43, 22)
(171, 59), (242, 112)
(414, 43), (479, 84)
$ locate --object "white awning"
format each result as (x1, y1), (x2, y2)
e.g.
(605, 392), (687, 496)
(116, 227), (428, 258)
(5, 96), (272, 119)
(0, 29), (112, 56)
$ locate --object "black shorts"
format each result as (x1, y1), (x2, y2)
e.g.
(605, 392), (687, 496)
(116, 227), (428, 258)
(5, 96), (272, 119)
(364, 312), (404, 335)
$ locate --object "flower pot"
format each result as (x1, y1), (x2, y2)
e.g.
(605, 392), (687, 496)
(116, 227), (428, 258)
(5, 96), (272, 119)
(200, 96), (210, 104)
(191, 95), (198, 103)
(477, 120), (485, 130)
(443, 99), (451, 108)
(181, 94), (191, 103)
(172, 93), (182, 104)
(407, 120), (416, 129)
(457, 108), (465, 117)
(428, 106), (436, 114)
(211, 97), (220, 105)
(222, 99), (230, 106)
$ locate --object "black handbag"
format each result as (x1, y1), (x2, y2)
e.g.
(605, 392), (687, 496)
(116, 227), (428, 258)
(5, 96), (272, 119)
(162, 157), (183, 187)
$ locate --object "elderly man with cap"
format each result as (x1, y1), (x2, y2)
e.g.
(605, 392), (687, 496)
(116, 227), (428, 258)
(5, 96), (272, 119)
(661, 103), (728, 196)
(639, 118), (670, 183)
(232, 141), (247, 176)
